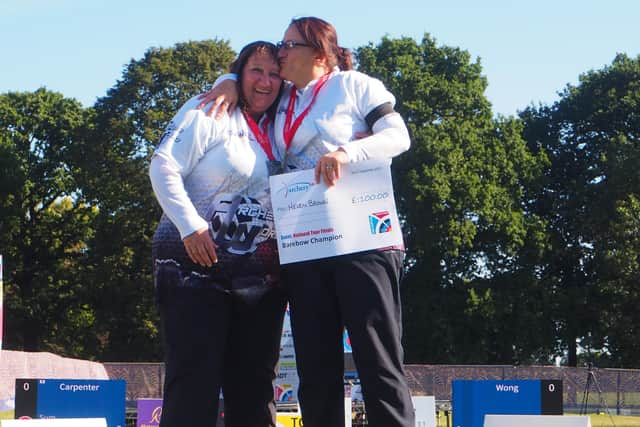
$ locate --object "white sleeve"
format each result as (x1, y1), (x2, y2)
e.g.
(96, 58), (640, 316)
(149, 99), (218, 238)
(340, 112), (411, 162)
(354, 73), (396, 115)
(196, 73), (239, 114)
(339, 71), (410, 161)
(213, 73), (237, 86)
(149, 156), (208, 238)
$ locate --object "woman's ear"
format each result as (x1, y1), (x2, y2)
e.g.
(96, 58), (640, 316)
(314, 54), (330, 70)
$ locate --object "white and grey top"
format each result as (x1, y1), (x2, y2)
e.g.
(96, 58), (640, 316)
(149, 95), (279, 283)
(272, 68), (410, 171)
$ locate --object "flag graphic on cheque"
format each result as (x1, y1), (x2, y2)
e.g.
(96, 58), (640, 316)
(369, 211), (392, 234)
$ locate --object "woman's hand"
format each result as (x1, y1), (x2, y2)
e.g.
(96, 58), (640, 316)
(197, 79), (239, 118)
(315, 149), (349, 186)
(183, 227), (219, 267)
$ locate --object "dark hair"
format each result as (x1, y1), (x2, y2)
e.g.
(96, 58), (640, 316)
(229, 41), (282, 118)
(290, 17), (353, 71)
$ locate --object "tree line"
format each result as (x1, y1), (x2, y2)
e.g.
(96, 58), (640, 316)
(1, 36), (638, 367)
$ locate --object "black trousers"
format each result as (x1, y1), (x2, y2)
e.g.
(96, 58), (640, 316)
(283, 250), (415, 427)
(157, 283), (286, 427)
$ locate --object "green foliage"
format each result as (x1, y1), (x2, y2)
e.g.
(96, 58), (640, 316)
(356, 35), (552, 364)
(1, 39), (236, 361)
(520, 53), (640, 367)
(75, 39), (236, 360)
(0, 89), (99, 355)
(2, 36), (638, 368)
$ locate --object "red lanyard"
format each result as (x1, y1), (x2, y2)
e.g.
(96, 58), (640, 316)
(283, 73), (331, 151)
(243, 112), (275, 161)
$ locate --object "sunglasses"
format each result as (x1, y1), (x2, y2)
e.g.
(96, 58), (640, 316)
(276, 40), (311, 50)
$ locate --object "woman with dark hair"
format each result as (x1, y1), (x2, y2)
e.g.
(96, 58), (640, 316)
(201, 17), (415, 427)
(149, 41), (285, 427)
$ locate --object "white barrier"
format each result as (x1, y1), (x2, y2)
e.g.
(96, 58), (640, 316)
(484, 414), (591, 427)
(344, 397), (352, 427)
(1, 419), (107, 427)
(412, 396), (436, 427)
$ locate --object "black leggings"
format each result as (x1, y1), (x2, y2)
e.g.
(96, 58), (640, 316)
(157, 281), (286, 427)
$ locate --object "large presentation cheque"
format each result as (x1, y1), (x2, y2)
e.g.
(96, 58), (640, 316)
(269, 159), (404, 264)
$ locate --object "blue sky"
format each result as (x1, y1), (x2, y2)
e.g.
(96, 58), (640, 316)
(1, 0), (638, 117)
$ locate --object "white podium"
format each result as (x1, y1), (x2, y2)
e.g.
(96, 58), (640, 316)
(484, 414), (591, 427)
(412, 395), (436, 427)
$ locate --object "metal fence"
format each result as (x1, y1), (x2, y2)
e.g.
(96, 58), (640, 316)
(103, 363), (640, 415)
(403, 364), (640, 415)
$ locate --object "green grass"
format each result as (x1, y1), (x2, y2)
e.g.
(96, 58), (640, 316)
(577, 391), (640, 406)
(589, 414), (640, 427)
(0, 410), (13, 420)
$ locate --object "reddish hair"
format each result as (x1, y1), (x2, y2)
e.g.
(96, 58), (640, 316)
(290, 17), (353, 71)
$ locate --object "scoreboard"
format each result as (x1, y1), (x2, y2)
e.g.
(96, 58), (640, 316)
(452, 379), (562, 427)
(14, 379), (126, 427)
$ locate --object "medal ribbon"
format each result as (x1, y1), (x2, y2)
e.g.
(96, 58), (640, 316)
(243, 112), (275, 161)
(282, 73), (331, 151)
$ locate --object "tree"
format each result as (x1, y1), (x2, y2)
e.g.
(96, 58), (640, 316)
(520, 53), (640, 367)
(0, 89), (99, 355)
(355, 35), (552, 363)
(75, 40), (236, 360)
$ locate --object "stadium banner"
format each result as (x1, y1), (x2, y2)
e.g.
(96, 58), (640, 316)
(136, 399), (162, 427)
(275, 305), (299, 403)
(275, 306), (355, 404)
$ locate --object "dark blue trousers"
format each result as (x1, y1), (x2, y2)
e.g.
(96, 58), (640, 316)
(157, 282), (286, 427)
(283, 250), (415, 427)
